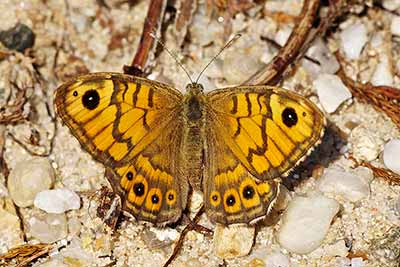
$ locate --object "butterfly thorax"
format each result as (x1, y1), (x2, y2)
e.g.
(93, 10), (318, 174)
(181, 83), (206, 190)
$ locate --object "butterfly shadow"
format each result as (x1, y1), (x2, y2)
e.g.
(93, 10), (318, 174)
(282, 120), (347, 190)
(258, 120), (347, 228)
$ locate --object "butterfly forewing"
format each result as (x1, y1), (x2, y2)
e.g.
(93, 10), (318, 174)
(55, 73), (183, 167)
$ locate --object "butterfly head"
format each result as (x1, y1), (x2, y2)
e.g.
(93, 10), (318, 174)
(186, 83), (204, 95)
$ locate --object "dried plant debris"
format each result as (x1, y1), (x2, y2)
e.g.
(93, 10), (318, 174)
(0, 243), (53, 267)
(336, 52), (400, 129)
(349, 155), (400, 185)
(96, 186), (122, 230)
(0, 82), (29, 125)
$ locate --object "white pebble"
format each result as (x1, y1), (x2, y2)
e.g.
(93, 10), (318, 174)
(0, 182), (8, 198)
(7, 158), (54, 207)
(391, 16), (400, 37)
(29, 213), (68, 243)
(324, 240), (349, 257)
(306, 38), (339, 75)
(214, 224), (255, 259)
(0, 209), (24, 251)
(371, 55), (393, 86)
(36, 258), (67, 267)
(274, 26), (292, 46)
(265, 252), (290, 267)
(314, 74), (352, 113)
(317, 167), (372, 202)
(351, 125), (384, 161)
(277, 194), (340, 254)
(383, 139), (400, 174)
(34, 188), (80, 214)
(222, 50), (263, 85)
(351, 257), (365, 267)
(340, 22), (368, 59)
(383, 0), (400, 11)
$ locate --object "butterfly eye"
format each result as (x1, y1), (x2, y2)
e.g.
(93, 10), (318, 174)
(82, 89), (100, 110)
(281, 107), (298, 127)
(73, 91), (78, 97)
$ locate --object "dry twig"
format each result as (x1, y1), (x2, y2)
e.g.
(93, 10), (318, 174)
(244, 0), (354, 86)
(348, 155), (400, 186)
(124, 0), (168, 76)
(0, 243), (53, 267)
(243, 0), (320, 86)
(163, 205), (212, 267)
(336, 52), (400, 129)
(0, 83), (29, 125)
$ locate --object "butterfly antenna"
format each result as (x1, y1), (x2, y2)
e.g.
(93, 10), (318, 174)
(195, 33), (242, 84)
(149, 32), (194, 84)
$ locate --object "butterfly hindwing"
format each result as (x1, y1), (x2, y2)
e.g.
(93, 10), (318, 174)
(106, 117), (189, 225)
(206, 86), (325, 181)
(203, 124), (280, 224)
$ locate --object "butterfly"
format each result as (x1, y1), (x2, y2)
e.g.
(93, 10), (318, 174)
(54, 72), (325, 225)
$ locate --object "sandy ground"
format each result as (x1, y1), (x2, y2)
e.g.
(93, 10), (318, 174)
(0, 1), (399, 267)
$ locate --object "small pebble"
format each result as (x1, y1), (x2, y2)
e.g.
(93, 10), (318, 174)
(0, 182), (8, 197)
(29, 213), (68, 243)
(317, 166), (372, 202)
(214, 224), (255, 259)
(383, 0), (400, 11)
(37, 257), (68, 267)
(305, 38), (339, 75)
(340, 22), (367, 59)
(0, 23), (35, 52)
(324, 240), (349, 257)
(61, 239), (93, 264)
(391, 16), (400, 37)
(8, 158), (55, 207)
(222, 50), (263, 84)
(371, 54), (393, 86)
(277, 194), (340, 254)
(0, 209), (24, 252)
(265, 252), (290, 267)
(351, 257), (365, 267)
(34, 188), (80, 214)
(351, 125), (384, 161)
(314, 74), (352, 113)
(383, 139), (400, 174)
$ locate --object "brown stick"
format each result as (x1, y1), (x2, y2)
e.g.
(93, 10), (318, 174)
(123, 0), (167, 76)
(243, 0), (320, 86)
(163, 205), (212, 267)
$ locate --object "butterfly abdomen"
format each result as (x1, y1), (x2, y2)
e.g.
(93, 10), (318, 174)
(182, 93), (206, 190)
